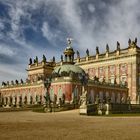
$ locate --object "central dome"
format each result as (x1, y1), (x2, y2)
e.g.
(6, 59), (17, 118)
(52, 64), (86, 77)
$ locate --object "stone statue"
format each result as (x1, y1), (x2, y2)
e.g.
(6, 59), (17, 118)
(15, 80), (18, 85)
(26, 78), (29, 83)
(20, 79), (23, 84)
(34, 59), (36, 63)
(43, 55), (46, 63)
(53, 56), (55, 62)
(86, 49), (89, 56)
(67, 38), (72, 46)
(76, 50), (80, 58)
(11, 80), (14, 85)
(121, 96), (125, 104)
(117, 41), (120, 50)
(36, 56), (38, 63)
(61, 55), (63, 62)
(7, 81), (9, 85)
(2, 81), (6, 86)
(80, 90), (87, 106)
(106, 44), (109, 52)
(96, 46), (99, 54)
(128, 38), (131, 45)
(135, 37), (137, 44)
(29, 58), (32, 65)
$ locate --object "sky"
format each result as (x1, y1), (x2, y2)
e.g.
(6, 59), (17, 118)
(0, 0), (140, 83)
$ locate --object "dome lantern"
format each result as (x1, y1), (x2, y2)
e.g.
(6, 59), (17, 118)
(63, 38), (75, 64)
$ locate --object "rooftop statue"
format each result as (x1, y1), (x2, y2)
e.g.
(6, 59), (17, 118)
(117, 41), (120, 50)
(86, 49), (89, 56)
(7, 81), (9, 85)
(53, 56), (55, 62)
(67, 38), (72, 46)
(11, 80), (14, 85)
(34, 59), (36, 63)
(106, 44), (109, 52)
(43, 54), (46, 63)
(61, 55), (63, 62)
(29, 58), (32, 65)
(128, 38), (131, 45)
(96, 46), (99, 54)
(20, 79), (24, 84)
(135, 37), (137, 44)
(15, 80), (18, 85)
(76, 50), (80, 58)
(36, 56), (38, 63)
(2, 81), (6, 86)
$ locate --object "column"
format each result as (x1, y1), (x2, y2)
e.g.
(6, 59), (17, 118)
(105, 66), (109, 82)
(105, 91), (109, 103)
(111, 92), (115, 103)
(16, 95), (19, 107)
(33, 93), (37, 104)
(7, 96), (10, 107)
(27, 94), (31, 105)
(41, 94), (45, 105)
(3, 97), (6, 107)
(116, 64), (120, 84)
(22, 94), (25, 105)
(99, 91), (103, 102)
(96, 67), (99, 77)
(131, 62), (137, 104)
(12, 96), (15, 106)
(127, 62), (132, 99)
(116, 93), (121, 103)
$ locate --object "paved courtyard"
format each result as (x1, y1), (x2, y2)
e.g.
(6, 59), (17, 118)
(0, 110), (140, 140)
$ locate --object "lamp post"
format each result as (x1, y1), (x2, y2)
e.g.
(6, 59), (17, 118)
(78, 73), (88, 93)
(44, 77), (52, 112)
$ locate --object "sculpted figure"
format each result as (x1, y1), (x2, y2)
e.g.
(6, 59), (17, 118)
(117, 41), (120, 50)
(76, 50), (80, 58)
(36, 56), (38, 63)
(80, 90), (87, 106)
(43, 55), (46, 63)
(29, 58), (32, 65)
(96, 46), (99, 54)
(86, 49), (89, 56)
(20, 79), (23, 84)
(128, 38), (131, 45)
(61, 55), (63, 61)
(53, 56), (55, 62)
(135, 37), (137, 44)
(106, 44), (109, 52)
(15, 80), (18, 85)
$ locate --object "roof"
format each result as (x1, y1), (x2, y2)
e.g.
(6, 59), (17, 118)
(52, 64), (85, 77)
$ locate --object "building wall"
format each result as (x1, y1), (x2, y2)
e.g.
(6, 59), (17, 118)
(76, 47), (139, 103)
(0, 84), (46, 106)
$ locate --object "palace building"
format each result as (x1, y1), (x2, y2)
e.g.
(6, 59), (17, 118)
(1, 38), (139, 107)
(76, 38), (140, 104)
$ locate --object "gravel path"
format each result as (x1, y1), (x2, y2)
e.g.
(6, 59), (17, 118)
(0, 110), (140, 140)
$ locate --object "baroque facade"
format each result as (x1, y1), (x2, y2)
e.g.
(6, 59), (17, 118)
(76, 38), (140, 104)
(1, 38), (137, 107)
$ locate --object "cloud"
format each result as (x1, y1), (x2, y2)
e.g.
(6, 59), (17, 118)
(88, 4), (95, 13)
(0, 44), (16, 56)
(1, 0), (140, 83)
